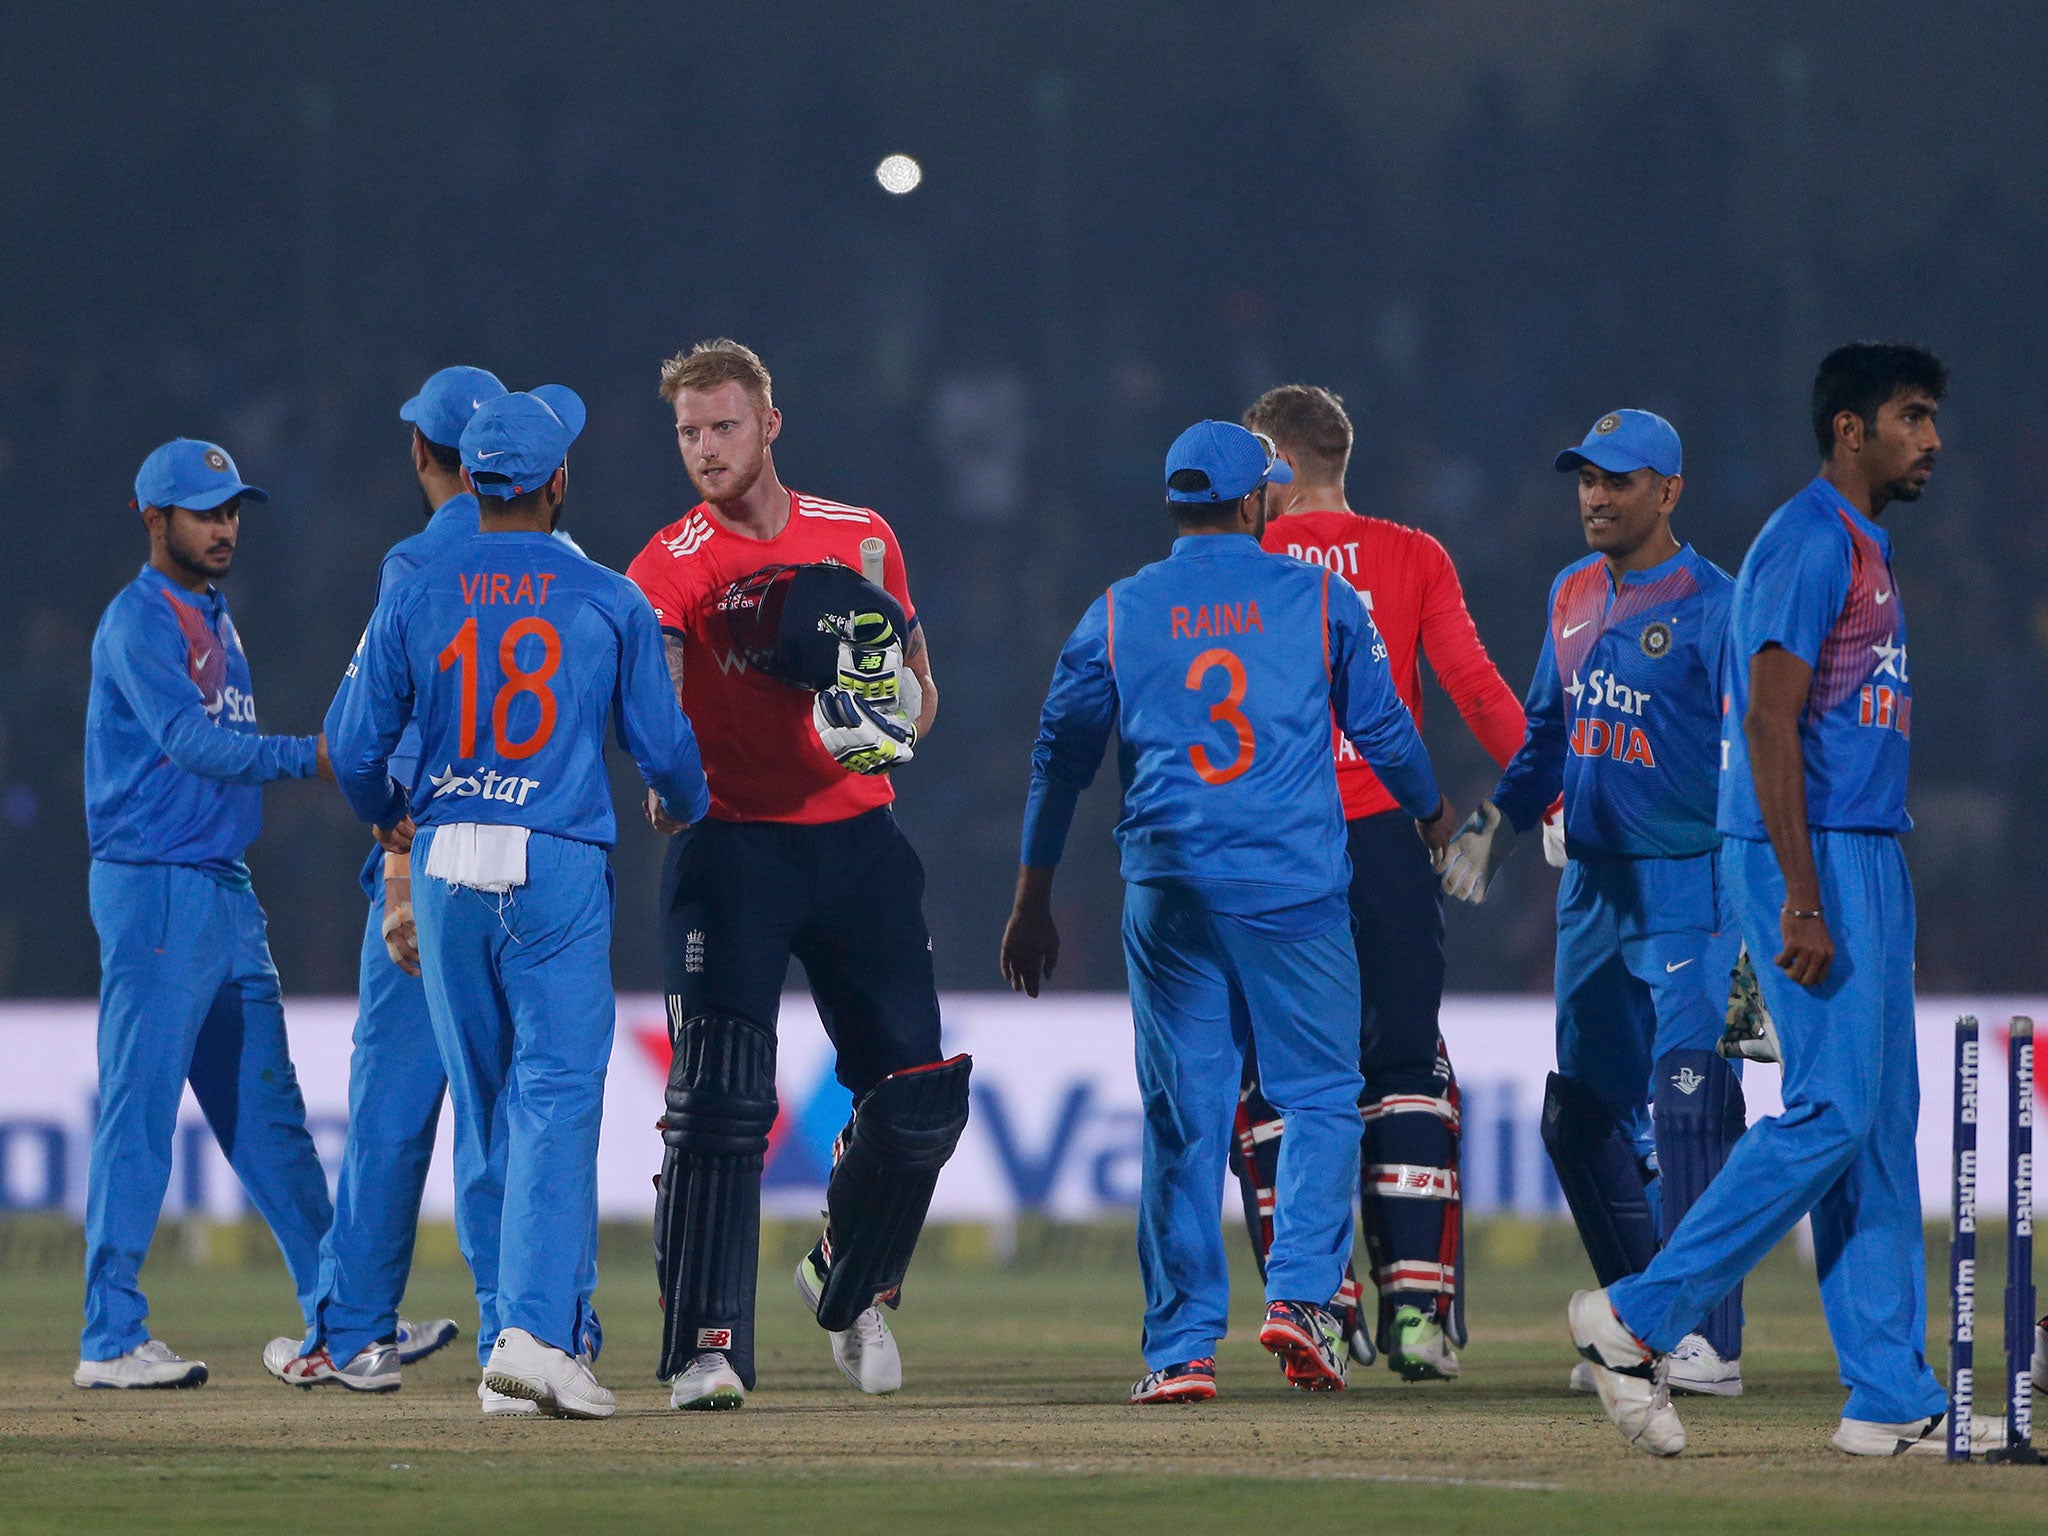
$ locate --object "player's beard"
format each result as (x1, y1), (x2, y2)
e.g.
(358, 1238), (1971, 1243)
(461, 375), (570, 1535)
(692, 448), (766, 508)
(164, 517), (234, 582)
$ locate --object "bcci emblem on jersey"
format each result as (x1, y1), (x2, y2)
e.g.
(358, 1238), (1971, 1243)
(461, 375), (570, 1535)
(1640, 621), (1673, 659)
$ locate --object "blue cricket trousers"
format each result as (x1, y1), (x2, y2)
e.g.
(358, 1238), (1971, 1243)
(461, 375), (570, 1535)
(308, 853), (602, 1369)
(1124, 880), (1363, 1370)
(303, 854), (450, 1366)
(412, 827), (614, 1359)
(1610, 832), (1947, 1424)
(1555, 850), (1739, 1157)
(82, 860), (332, 1359)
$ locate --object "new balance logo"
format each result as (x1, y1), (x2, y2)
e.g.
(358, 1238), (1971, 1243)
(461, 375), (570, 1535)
(696, 1328), (732, 1349)
(1672, 1067), (1706, 1095)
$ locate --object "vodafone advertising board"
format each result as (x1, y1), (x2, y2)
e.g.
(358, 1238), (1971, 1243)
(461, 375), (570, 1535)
(0, 994), (2034, 1224)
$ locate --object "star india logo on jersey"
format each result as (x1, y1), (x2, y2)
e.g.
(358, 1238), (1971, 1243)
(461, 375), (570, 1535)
(428, 765), (542, 806)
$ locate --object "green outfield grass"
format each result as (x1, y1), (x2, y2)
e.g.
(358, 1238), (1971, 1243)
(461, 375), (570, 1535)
(0, 1216), (2040, 1534)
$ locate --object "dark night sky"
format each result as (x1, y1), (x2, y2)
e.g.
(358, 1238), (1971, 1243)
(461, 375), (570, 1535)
(3, 2), (2045, 996)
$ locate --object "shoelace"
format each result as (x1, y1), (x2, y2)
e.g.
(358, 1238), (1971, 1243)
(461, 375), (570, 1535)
(852, 1308), (889, 1346)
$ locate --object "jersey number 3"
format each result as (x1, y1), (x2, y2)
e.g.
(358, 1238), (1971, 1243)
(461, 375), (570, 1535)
(438, 617), (561, 760)
(1186, 648), (1255, 785)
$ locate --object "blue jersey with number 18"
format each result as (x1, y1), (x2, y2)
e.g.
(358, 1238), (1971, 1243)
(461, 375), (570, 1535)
(328, 529), (710, 847)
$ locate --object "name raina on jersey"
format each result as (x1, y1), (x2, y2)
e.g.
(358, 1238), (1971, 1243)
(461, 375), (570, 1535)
(1169, 602), (1263, 640)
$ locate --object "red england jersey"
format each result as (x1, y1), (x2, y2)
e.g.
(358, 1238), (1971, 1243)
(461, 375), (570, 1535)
(627, 488), (917, 824)
(1263, 509), (1524, 819)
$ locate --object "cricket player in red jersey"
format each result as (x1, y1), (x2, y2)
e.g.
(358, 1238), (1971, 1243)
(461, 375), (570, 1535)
(626, 339), (965, 1413)
(1231, 385), (1526, 1379)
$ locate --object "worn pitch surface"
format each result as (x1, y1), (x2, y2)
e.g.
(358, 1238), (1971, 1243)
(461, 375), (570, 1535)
(1, 1220), (2040, 1533)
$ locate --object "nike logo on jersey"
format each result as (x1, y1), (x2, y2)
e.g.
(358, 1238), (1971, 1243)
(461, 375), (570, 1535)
(191, 648), (211, 673)
(1665, 959), (1694, 973)
(1562, 620), (1592, 637)
(1874, 588), (1892, 604)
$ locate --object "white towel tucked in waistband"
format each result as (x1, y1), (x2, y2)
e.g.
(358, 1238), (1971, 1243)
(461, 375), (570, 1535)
(424, 823), (530, 893)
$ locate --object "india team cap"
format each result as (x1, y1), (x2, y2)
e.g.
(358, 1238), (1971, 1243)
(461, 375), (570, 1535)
(458, 385), (587, 498)
(132, 438), (269, 512)
(1164, 419), (1295, 503)
(399, 365), (508, 448)
(1553, 409), (1682, 477)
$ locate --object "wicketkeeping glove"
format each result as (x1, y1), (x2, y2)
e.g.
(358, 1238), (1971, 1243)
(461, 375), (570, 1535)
(1717, 943), (1782, 1063)
(1439, 799), (1515, 905)
(1541, 795), (1567, 869)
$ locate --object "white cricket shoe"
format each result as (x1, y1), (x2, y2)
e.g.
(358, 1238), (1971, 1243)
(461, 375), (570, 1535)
(668, 1351), (747, 1411)
(2033, 1318), (2046, 1390)
(74, 1339), (208, 1390)
(261, 1336), (400, 1392)
(795, 1250), (903, 1395)
(1568, 1288), (1684, 1456)
(1667, 1333), (1742, 1397)
(394, 1317), (460, 1365)
(1569, 1360), (1597, 1394)
(479, 1380), (540, 1417)
(1832, 1412), (2007, 1458)
(482, 1327), (615, 1419)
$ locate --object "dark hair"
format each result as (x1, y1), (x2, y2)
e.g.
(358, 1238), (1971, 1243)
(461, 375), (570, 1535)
(1811, 342), (1948, 459)
(474, 480), (554, 515)
(420, 433), (463, 472)
(1244, 384), (1352, 477)
(1165, 477), (1248, 530)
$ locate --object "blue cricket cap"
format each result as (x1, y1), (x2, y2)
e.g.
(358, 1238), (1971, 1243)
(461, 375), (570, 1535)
(400, 365), (508, 448)
(1554, 409), (1682, 477)
(132, 438), (269, 512)
(1164, 419), (1294, 503)
(459, 386), (587, 498)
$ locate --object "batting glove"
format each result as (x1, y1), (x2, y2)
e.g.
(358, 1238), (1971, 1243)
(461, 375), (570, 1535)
(814, 686), (917, 775)
(1439, 800), (1515, 905)
(833, 617), (905, 706)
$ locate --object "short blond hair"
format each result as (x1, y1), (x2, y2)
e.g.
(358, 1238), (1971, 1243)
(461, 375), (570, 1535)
(658, 338), (774, 407)
(1244, 384), (1352, 479)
